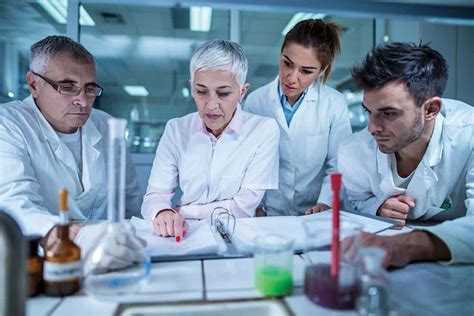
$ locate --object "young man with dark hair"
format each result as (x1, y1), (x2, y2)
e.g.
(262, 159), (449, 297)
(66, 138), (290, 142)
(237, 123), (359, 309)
(339, 42), (473, 268)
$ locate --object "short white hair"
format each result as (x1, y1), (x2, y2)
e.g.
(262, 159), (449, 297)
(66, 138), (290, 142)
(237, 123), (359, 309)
(190, 39), (248, 88)
(30, 35), (95, 74)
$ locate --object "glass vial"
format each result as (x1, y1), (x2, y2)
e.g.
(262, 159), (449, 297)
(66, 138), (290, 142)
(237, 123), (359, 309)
(43, 189), (82, 297)
(357, 247), (390, 316)
(84, 118), (150, 297)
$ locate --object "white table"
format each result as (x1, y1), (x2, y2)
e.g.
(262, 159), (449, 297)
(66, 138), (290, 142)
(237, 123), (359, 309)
(28, 252), (474, 316)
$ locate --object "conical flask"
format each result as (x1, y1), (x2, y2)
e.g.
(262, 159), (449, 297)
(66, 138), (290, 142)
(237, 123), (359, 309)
(83, 118), (151, 297)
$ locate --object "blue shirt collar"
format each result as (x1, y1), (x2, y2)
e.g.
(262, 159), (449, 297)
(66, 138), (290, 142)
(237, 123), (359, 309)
(277, 82), (307, 125)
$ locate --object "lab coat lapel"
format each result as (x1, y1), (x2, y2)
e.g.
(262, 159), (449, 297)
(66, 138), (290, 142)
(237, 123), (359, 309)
(376, 150), (405, 196)
(405, 115), (444, 199)
(80, 116), (102, 192)
(27, 96), (79, 175)
(293, 81), (319, 121)
(269, 77), (290, 134)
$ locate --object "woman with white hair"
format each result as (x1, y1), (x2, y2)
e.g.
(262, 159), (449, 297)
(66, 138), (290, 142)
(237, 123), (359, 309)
(141, 39), (280, 240)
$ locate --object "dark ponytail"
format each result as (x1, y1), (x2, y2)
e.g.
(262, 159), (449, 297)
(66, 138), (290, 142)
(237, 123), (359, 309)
(282, 19), (342, 83)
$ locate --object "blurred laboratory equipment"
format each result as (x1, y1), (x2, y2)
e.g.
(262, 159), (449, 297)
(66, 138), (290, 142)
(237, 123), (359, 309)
(357, 247), (391, 316)
(0, 209), (26, 315)
(254, 234), (294, 297)
(84, 118), (151, 297)
(303, 218), (363, 310)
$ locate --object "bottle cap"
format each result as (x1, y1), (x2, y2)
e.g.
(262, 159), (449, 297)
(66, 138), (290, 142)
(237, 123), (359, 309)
(108, 118), (127, 139)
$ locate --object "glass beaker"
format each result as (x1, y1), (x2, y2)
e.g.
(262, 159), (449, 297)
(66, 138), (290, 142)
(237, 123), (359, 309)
(83, 118), (151, 297)
(254, 234), (294, 297)
(303, 218), (363, 310)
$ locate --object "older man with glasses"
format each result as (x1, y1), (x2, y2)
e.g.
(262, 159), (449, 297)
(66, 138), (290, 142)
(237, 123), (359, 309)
(0, 36), (143, 264)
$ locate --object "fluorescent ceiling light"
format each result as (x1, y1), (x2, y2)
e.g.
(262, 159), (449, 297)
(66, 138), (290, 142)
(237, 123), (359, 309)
(281, 13), (326, 36)
(190, 6), (212, 32)
(38, 0), (67, 24)
(79, 5), (95, 26)
(426, 17), (474, 26)
(38, 0), (95, 26)
(124, 85), (149, 97)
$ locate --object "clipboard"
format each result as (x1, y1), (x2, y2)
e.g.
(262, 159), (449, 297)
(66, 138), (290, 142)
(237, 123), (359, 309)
(210, 207), (251, 258)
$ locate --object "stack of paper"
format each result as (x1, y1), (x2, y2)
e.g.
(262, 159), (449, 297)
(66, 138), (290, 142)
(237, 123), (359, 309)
(130, 217), (218, 257)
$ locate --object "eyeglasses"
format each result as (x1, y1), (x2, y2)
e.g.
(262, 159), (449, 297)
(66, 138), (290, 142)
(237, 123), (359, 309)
(32, 71), (103, 97)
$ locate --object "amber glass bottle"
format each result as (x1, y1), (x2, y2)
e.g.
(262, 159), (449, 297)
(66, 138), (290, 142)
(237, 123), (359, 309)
(26, 235), (43, 297)
(43, 189), (82, 296)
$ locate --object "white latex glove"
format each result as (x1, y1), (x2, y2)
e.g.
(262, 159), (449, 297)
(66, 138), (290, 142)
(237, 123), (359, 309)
(75, 221), (148, 275)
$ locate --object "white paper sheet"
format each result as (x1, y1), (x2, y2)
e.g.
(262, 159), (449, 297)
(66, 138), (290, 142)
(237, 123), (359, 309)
(130, 217), (219, 257)
(305, 210), (397, 234)
(231, 210), (395, 253)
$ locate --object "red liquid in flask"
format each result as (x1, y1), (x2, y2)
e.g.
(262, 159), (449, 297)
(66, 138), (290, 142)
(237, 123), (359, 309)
(304, 263), (359, 310)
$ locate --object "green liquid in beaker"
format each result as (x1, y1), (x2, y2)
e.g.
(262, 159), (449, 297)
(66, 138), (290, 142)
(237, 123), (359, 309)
(255, 265), (293, 297)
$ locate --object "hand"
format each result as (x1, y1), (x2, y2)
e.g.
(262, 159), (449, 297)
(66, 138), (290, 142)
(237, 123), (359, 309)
(342, 230), (451, 269)
(153, 209), (189, 240)
(41, 223), (84, 250)
(377, 195), (415, 226)
(305, 203), (330, 215)
(255, 208), (267, 217)
(341, 232), (411, 268)
(76, 222), (148, 275)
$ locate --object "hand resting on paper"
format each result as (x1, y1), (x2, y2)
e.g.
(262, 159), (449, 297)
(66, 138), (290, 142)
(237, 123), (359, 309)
(377, 195), (415, 227)
(153, 209), (189, 241)
(341, 231), (451, 268)
(305, 203), (330, 215)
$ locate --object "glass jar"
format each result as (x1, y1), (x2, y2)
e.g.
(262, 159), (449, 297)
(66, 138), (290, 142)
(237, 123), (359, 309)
(303, 218), (363, 310)
(254, 234), (294, 297)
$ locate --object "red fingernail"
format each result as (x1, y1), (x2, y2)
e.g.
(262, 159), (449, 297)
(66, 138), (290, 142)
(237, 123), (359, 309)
(176, 236), (181, 242)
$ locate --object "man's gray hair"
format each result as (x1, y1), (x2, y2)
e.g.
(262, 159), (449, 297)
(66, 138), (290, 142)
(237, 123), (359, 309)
(190, 39), (248, 88)
(30, 35), (95, 74)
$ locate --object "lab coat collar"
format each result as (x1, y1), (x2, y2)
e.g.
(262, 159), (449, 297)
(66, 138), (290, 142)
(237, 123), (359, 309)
(269, 76), (320, 134)
(191, 103), (244, 137)
(376, 113), (445, 199)
(270, 76), (320, 102)
(25, 95), (102, 190)
(24, 95), (58, 145)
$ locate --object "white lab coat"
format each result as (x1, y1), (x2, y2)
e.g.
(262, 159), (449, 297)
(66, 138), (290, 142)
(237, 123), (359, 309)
(0, 96), (141, 236)
(245, 77), (352, 215)
(338, 99), (474, 264)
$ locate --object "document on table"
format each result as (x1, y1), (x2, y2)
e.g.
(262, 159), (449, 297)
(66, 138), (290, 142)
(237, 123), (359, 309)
(231, 210), (396, 253)
(130, 217), (219, 257)
(130, 210), (395, 257)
